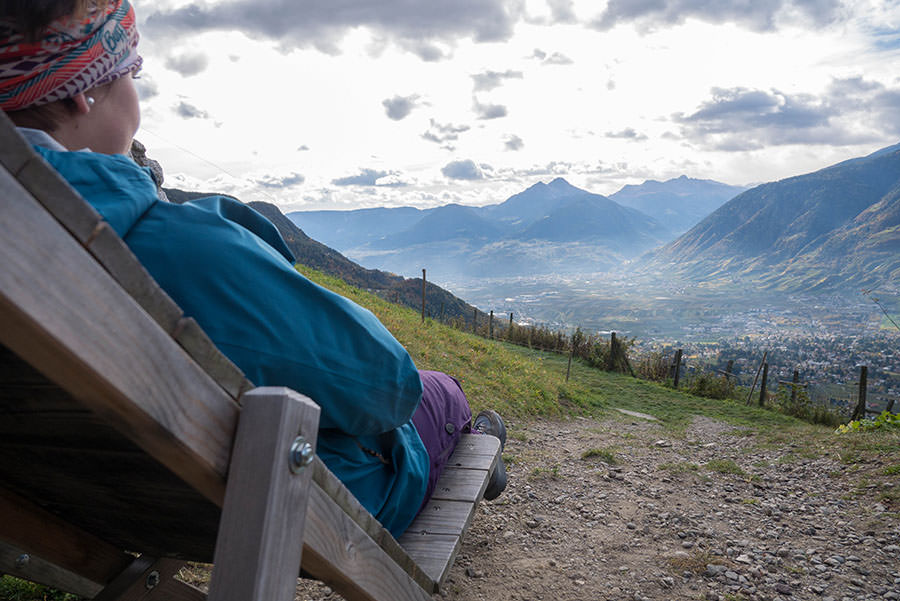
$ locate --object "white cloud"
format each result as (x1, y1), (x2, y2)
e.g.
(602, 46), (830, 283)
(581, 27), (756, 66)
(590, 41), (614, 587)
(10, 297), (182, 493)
(382, 94), (421, 120)
(164, 52), (210, 77)
(442, 159), (484, 180)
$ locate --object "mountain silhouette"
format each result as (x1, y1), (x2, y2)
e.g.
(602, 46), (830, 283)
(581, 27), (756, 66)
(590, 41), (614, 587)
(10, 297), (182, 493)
(610, 175), (746, 235)
(638, 142), (900, 291)
(371, 203), (502, 249)
(290, 177), (674, 282)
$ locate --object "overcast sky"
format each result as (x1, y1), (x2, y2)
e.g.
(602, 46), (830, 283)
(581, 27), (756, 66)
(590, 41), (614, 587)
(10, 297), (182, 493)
(133, 0), (900, 211)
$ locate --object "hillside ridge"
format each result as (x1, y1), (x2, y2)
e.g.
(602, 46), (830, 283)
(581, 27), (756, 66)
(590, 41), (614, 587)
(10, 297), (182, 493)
(163, 188), (487, 324)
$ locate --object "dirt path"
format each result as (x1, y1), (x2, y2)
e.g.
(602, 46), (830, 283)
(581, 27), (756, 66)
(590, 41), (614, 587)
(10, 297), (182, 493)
(291, 412), (899, 601)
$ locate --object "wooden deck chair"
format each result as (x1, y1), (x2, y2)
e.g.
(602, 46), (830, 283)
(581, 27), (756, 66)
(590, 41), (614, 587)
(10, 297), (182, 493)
(0, 109), (502, 601)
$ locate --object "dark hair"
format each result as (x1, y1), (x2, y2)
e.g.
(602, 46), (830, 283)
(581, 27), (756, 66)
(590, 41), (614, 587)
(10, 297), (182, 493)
(7, 100), (76, 132)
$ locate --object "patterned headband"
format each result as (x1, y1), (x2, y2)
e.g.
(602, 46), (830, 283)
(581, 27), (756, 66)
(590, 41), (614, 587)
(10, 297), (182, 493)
(0, 0), (142, 111)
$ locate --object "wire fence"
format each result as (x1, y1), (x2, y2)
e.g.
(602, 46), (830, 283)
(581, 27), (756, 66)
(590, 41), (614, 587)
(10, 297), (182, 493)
(416, 288), (899, 422)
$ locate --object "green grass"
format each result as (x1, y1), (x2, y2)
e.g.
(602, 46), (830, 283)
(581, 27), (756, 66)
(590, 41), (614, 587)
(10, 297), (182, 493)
(509, 430), (530, 442)
(667, 549), (722, 574)
(529, 465), (560, 480)
(704, 459), (746, 476)
(581, 447), (618, 464)
(297, 266), (605, 419)
(0, 577), (80, 601)
(658, 461), (700, 473)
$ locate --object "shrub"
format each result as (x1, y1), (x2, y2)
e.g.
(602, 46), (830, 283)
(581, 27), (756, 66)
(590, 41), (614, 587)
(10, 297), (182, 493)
(774, 383), (844, 427)
(685, 372), (735, 400)
(634, 351), (670, 382)
(836, 410), (900, 434)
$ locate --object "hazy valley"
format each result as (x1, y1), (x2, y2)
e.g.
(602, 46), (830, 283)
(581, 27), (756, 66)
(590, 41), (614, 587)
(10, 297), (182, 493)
(285, 142), (900, 410)
(172, 139), (900, 414)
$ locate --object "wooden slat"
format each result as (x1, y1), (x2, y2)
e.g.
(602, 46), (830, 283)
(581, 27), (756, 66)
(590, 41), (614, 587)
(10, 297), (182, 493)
(0, 444), (221, 558)
(92, 555), (155, 601)
(404, 500), (473, 536)
(0, 487), (131, 584)
(398, 433), (501, 591)
(310, 458), (433, 592)
(153, 575), (209, 601)
(0, 112), (32, 174)
(0, 541), (103, 598)
(171, 317), (252, 401)
(300, 485), (432, 601)
(0, 112), (100, 245)
(446, 434), (501, 471)
(208, 388), (320, 601)
(0, 113), (95, 239)
(394, 533), (460, 586)
(13, 156), (102, 243)
(93, 557), (205, 601)
(0, 165), (237, 506)
(430, 466), (491, 503)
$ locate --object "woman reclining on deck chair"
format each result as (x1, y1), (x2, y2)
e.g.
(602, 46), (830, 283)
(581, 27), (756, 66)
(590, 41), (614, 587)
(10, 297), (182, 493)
(0, 0), (506, 537)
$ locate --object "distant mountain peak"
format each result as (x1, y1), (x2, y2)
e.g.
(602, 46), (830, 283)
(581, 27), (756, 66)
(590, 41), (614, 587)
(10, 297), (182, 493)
(548, 177), (577, 190)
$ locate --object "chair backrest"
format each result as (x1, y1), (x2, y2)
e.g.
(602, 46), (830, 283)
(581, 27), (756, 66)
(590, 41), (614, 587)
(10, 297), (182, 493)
(0, 110), (243, 558)
(0, 110), (441, 601)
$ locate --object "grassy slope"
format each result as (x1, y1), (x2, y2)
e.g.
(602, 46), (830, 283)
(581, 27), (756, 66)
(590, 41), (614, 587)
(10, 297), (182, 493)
(299, 265), (806, 429)
(301, 265), (899, 511)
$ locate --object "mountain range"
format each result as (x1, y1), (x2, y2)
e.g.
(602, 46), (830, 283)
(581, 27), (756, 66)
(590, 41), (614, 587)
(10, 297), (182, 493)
(639, 142), (900, 292)
(609, 176), (747, 235)
(172, 138), (900, 300)
(289, 176), (740, 283)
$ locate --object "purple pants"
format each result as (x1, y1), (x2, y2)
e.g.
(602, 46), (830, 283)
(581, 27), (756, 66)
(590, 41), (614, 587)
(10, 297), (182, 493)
(412, 370), (472, 509)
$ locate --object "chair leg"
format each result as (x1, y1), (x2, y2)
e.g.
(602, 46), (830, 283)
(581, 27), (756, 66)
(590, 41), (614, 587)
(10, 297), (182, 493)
(207, 387), (321, 601)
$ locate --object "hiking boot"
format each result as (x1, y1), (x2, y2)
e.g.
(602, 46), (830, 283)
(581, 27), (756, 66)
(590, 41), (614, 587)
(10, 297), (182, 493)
(473, 410), (507, 500)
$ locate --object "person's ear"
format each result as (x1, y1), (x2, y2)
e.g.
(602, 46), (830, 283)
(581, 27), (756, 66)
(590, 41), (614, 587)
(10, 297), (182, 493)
(71, 93), (92, 114)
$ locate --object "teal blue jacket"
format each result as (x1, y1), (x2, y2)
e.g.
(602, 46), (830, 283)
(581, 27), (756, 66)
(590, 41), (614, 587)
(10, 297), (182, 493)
(35, 145), (429, 536)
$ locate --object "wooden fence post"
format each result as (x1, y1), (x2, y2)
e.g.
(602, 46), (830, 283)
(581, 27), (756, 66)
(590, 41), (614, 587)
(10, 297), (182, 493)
(440, 302), (444, 323)
(489, 310), (494, 339)
(566, 338), (574, 382)
(746, 350), (768, 405)
(851, 365), (868, 421)
(790, 369), (799, 404)
(472, 308), (477, 334)
(606, 333), (616, 371)
(758, 362), (769, 407)
(672, 348), (682, 388)
(888, 399), (896, 414)
(421, 269), (426, 323)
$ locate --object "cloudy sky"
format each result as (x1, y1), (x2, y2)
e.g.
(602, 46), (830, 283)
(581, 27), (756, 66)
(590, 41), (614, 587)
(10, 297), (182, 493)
(133, 0), (900, 211)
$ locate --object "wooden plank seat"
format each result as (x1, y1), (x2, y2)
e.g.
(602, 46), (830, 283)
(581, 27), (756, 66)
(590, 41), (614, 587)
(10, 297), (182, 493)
(0, 109), (501, 601)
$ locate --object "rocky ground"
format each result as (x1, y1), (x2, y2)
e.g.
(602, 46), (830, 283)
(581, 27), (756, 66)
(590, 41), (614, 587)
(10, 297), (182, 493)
(285, 410), (900, 601)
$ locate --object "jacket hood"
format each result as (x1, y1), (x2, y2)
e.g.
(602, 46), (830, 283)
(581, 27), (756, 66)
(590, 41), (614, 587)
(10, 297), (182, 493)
(33, 145), (158, 239)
